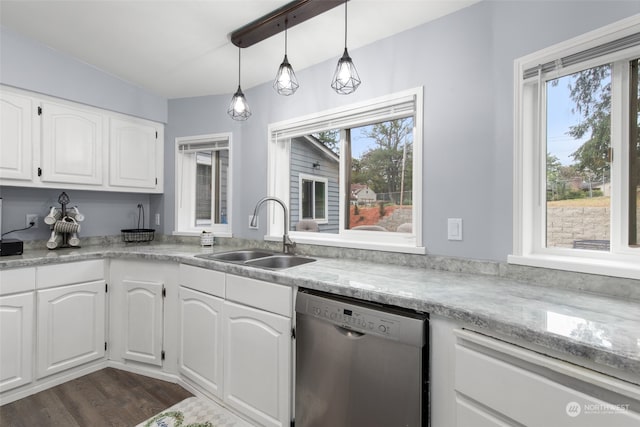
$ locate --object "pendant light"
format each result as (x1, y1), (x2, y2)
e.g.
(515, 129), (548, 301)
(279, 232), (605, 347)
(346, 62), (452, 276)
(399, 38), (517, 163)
(331, 0), (360, 95)
(227, 48), (251, 121)
(273, 19), (299, 96)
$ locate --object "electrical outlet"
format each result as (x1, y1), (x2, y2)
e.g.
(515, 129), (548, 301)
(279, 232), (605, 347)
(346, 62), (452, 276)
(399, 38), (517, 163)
(447, 218), (462, 241)
(26, 214), (38, 229)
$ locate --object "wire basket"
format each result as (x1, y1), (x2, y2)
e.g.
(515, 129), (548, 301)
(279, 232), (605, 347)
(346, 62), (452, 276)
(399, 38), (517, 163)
(121, 204), (155, 243)
(121, 228), (155, 243)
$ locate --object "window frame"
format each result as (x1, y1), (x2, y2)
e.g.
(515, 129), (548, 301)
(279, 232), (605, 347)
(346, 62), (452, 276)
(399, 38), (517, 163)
(511, 15), (640, 279)
(267, 87), (425, 254)
(298, 173), (329, 224)
(174, 132), (232, 237)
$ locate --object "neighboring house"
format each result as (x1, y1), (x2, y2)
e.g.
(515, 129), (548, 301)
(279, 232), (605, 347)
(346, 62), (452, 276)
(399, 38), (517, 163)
(289, 135), (340, 233)
(351, 184), (377, 205)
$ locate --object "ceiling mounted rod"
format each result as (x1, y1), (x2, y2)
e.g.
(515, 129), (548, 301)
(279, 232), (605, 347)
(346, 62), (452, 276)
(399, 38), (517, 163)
(230, 0), (344, 48)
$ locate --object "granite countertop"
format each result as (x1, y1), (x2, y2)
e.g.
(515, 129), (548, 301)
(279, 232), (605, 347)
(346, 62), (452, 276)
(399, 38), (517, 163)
(2, 243), (639, 381)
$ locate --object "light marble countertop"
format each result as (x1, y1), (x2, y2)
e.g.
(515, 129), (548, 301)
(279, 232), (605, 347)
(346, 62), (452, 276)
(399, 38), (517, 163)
(2, 243), (639, 381)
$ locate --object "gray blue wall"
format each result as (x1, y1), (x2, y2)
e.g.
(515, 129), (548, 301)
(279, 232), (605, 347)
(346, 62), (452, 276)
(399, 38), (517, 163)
(166, 1), (638, 261)
(0, 25), (167, 240)
(2, 1), (638, 260)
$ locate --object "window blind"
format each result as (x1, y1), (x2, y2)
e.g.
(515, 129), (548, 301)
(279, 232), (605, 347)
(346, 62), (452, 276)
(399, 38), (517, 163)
(523, 31), (640, 80)
(270, 94), (416, 141)
(178, 138), (228, 153)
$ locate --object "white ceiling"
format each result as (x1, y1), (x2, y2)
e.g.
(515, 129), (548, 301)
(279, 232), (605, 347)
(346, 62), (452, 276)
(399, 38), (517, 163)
(0, 0), (478, 99)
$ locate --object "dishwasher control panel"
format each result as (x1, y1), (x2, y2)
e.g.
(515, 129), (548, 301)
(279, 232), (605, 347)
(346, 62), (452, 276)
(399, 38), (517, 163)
(310, 301), (398, 337)
(296, 291), (427, 346)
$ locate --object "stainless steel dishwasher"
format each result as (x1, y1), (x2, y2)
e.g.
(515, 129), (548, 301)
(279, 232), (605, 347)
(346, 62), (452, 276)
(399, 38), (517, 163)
(295, 289), (429, 427)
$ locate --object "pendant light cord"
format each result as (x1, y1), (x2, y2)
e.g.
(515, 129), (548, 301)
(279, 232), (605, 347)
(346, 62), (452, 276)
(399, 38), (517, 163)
(344, 0), (348, 48)
(285, 19), (288, 55)
(237, 48), (241, 86)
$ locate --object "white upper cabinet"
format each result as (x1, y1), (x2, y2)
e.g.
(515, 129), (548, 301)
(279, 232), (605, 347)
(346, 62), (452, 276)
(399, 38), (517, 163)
(109, 117), (163, 191)
(40, 100), (105, 186)
(0, 85), (164, 193)
(0, 89), (36, 181)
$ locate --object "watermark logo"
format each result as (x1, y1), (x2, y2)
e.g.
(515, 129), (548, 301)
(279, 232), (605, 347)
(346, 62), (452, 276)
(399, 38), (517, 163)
(566, 401), (581, 417)
(565, 401), (630, 417)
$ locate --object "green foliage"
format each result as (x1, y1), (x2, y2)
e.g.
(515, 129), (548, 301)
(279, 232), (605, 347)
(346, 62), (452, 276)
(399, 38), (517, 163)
(565, 190), (586, 199)
(565, 65), (611, 180)
(350, 117), (413, 203)
(313, 130), (340, 155)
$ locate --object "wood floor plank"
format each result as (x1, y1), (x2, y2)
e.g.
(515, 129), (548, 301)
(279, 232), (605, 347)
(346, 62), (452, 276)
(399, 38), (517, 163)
(0, 368), (193, 427)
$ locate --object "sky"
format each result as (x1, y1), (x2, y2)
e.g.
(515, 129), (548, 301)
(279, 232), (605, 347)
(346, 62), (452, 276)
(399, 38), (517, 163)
(546, 75), (592, 166)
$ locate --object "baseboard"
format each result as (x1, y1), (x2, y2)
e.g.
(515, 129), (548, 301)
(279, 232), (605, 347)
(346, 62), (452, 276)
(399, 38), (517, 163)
(0, 360), (107, 406)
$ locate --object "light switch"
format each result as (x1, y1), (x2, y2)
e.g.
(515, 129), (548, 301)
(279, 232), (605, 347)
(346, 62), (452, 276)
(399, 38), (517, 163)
(447, 218), (462, 241)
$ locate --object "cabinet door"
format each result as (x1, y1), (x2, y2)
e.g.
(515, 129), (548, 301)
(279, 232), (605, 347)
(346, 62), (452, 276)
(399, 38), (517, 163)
(40, 101), (104, 185)
(0, 292), (34, 392)
(0, 90), (35, 181)
(109, 117), (161, 190)
(122, 279), (164, 366)
(178, 286), (223, 398)
(223, 301), (291, 427)
(36, 281), (106, 379)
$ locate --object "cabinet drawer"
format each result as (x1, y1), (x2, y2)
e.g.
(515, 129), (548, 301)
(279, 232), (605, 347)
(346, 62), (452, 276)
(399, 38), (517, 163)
(0, 268), (35, 295)
(455, 332), (640, 427)
(179, 264), (225, 298)
(226, 275), (292, 317)
(37, 260), (104, 289)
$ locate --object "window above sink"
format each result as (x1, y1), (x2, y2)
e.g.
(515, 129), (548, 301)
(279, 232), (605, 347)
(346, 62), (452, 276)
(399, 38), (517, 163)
(266, 88), (425, 254)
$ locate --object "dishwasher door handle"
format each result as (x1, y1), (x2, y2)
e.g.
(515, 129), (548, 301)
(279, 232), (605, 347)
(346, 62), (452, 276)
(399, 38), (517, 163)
(335, 325), (365, 338)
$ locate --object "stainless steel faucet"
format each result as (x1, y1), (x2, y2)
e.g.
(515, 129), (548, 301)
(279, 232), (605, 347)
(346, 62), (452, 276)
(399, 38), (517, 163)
(250, 196), (296, 254)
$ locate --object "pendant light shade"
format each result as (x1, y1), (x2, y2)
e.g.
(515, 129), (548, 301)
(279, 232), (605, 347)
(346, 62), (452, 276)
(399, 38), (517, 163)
(274, 21), (299, 96)
(228, 48), (251, 121)
(331, 0), (360, 95)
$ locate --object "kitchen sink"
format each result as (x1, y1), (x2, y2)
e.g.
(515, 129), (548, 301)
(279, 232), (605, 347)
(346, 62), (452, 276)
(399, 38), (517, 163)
(196, 249), (275, 262)
(195, 249), (315, 270)
(245, 254), (316, 270)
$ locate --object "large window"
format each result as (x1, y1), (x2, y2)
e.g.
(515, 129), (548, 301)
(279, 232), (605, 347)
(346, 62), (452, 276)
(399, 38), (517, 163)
(512, 16), (640, 278)
(175, 133), (231, 236)
(267, 88), (423, 253)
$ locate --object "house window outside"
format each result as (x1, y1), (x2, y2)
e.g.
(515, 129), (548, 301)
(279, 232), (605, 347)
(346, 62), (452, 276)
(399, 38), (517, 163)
(175, 133), (231, 236)
(299, 175), (328, 223)
(267, 88), (424, 253)
(511, 16), (640, 278)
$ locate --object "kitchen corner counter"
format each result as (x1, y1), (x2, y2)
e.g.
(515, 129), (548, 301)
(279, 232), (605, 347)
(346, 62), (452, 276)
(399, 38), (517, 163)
(1, 243), (639, 381)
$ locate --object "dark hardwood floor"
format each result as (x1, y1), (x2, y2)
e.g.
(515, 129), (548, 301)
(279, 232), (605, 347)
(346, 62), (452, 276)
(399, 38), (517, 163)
(0, 368), (193, 427)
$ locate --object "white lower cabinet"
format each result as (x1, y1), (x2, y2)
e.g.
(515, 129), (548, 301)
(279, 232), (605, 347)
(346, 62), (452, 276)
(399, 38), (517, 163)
(36, 280), (106, 379)
(454, 329), (640, 427)
(0, 292), (34, 392)
(223, 300), (292, 427)
(178, 286), (224, 398)
(109, 260), (176, 371)
(177, 266), (294, 427)
(121, 279), (164, 366)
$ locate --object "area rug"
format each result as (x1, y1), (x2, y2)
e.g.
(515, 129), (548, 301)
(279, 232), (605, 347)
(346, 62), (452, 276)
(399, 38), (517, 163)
(136, 396), (254, 427)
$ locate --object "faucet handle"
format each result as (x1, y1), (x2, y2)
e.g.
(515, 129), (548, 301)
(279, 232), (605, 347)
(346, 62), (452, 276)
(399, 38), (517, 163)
(284, 235), (296, 254)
